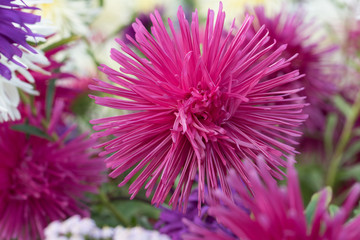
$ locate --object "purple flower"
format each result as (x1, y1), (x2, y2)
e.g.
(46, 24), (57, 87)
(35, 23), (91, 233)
(121, 9), (163, 45)
(155, 189), (226, 240)
(184, 157), (360, 240)
(90, 3), (307, 210)
(0, 107), (105, 240)
(0, 0), (42, 79)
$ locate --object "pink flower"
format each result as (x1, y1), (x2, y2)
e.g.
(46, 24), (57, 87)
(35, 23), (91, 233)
(0, 119), (105, 240)
(347, 20), (360, 55)
(90, 3), (307, 210)
(250, 6), (338, 133)
(184, 158), (360, 240)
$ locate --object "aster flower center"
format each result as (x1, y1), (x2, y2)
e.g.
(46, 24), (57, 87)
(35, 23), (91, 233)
(173, 87), (228, 159)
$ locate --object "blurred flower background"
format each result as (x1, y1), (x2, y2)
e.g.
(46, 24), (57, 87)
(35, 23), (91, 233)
(1, 0), (360, 239)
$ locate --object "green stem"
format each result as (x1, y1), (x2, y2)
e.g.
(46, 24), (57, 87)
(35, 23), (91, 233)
(99, 190), (130, 227)
(19, 90), (37, 116)
(326, 92), (360, 187)
(41, 35), (80, 52)
(81, 36), (101, 67)
(40, 119), (59, 141)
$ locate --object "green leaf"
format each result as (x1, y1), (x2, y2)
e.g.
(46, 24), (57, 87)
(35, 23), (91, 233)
(333, 95), (352, 116)
(11, 124), (51, 140)
(297, 163), (324, 204)
(353, 127), (360, 136)
(339, 165), (360, 181)
(324, 113), (338, 157)
(344, 141), (360, 162)
(137, 216), (153, 229)
(329, 204), (339, 217)
(46, 79), (56, 121)
(353, 202), (360, 216)
(130, 216), (137, 227)
(71, 93), (93, 116)
(305, 187), (332, 225)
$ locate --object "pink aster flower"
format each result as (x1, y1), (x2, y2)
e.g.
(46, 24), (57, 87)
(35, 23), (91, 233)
(0, 117), (105, 240)
(250, 6), (338, 134)
(184, 158), (360, 240)
(90, 3), (307, 210)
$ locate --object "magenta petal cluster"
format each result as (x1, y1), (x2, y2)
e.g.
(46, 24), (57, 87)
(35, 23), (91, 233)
(184, 158), (360, 240)
(0, 123), (105, 240)
(90, 3), (307, 210)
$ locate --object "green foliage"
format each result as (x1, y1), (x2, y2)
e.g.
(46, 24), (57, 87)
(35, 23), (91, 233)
(339, 165), (360, 182)
(11, 123), (51, 140)
(297, 163), (324, 204)
(46, 79), (56, 121)
(305, 187), (332, 226)
(353, 202), (360, 216)
(324, 113), (338, 158)
(71, 93), (94, 117)
(89, 178), (160, 229)
(329, 204), (339, 217)
(333, 95), (351, 117)
(343, 141), (360, 162)
(41, 35), (80, 52)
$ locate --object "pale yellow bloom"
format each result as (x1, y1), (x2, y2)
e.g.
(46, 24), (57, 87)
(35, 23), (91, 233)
(195, 0), (281, 25)
(37, 0), (99, 40)
(92, 0), (178, 37)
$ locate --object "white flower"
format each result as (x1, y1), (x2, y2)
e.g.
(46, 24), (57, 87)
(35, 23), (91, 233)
(101, 226), (114, 239)
(44, 220), (63, 239)
(37, 0), (100, 40)
(59, 215), (82, 234)
(69, 235), (84, 240)
(45, 216), (170, 240)
(89, 227), (102, 239)
(13, 0), (56, 42)
(71, 218), (97, 236)
(55, 237), (69, 240)
(0, 80), (22, 123)
(113, 226), (170, 240)
(0, 48), (50, 122)
(59, 41), (98, 77)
